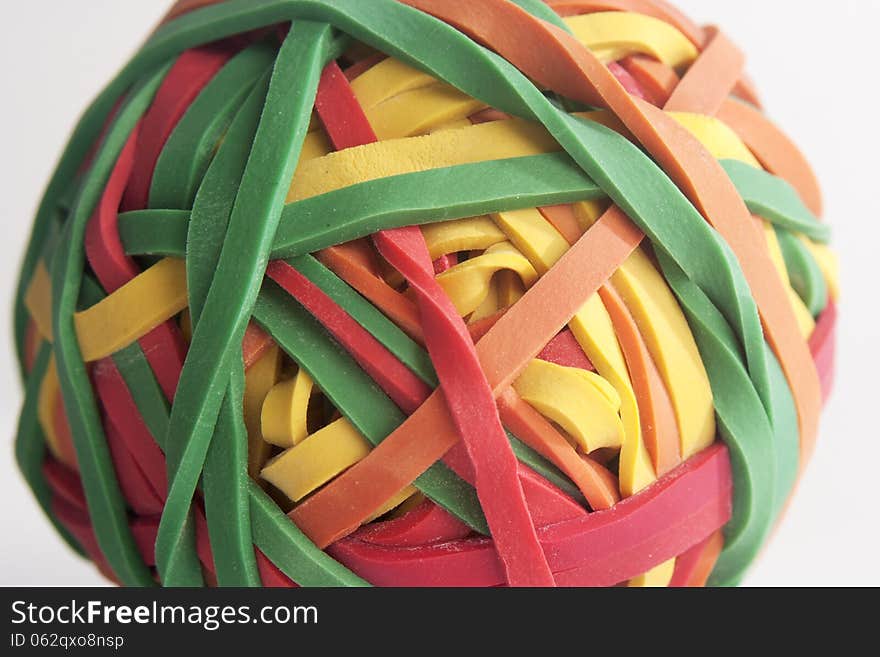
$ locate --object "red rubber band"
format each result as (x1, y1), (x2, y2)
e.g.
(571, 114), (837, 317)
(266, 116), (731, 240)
(266, 260), (432, 413)
(331, 444), (731, 586)
(122, 46), (233, 212)
(84, 126), (186, 402)
(314, 60), (554, 586)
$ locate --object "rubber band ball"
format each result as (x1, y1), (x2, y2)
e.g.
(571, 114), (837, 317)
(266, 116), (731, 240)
(13, 0), (837, 587)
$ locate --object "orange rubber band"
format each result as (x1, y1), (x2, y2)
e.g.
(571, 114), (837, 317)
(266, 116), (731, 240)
(717, 99), (824, 217)
(620, 56), (822, 217)
(318, 243), (425, 344)
(599, 283), (681, 475)
(538, 204), (583, 245)
(663, 27), (743, 116)
(497, 388), (620, 510)
(687, 530), (724, 586)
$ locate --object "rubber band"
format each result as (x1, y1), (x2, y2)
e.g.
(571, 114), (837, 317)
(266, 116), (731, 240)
(48, 68), (173, 586)
(497, 389), (619, 510)
(492, 207), (654, 495)
(546, 0), (706, 47)
(261, 368), (313, 448)
(436, 242), (538, 316)
(266, 259), (432, 413)
(669, 530), (724, 587)
(599, 284), (681, 475)
(513, 359), (624, 454)
(537, 329), (595, 371)
(84, 121), (187, 403)
(289, 118), (561, 203)
(37, 357), (71, 470)
(290, 206), (643, 547)
(118, 152), (606, 260)
(285, 253), (591, 510)
(563, 11), (698, 67)
(422, 216), (507, 261)
(663, 28), (744, 116)
(242, 345), (282, 477)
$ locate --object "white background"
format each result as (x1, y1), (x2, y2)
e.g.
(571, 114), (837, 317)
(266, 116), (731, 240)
(1, 0), (877, 586)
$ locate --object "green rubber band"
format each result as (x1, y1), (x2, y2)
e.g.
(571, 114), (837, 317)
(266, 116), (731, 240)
(180, 61), (276, 588)
(155, 23), (336, 586)
(509, 0), (574, 33)
(118, 209), (190, 257)
(187, 72), (271, 323)
(75, 275), (204, 586)
(149, 41), (278, 210)
(49, 66), (172, 587)
(253, 279), (490, 535)
(112, 343), (172, 451)
(14, 343), (86, 557)
(775, 226), (828, 317)
(248, 482), (370, 586)
(203, 359), (261, 586)
(657, 250), (776, 586)
(118, 153), (605, 259)
(763, 344), (800, 521)
(721, 159), (830, 244)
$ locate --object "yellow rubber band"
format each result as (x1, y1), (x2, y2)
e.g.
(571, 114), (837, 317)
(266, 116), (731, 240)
(25, 261), (54, 342)
(368, 85), (486, 140)
(287, 118), (560, 203)
(421, 216), (508, 260)
(610, 249), (716, 459)
(468, 269), (526, 321)
(25, 258), (188, 363)
(564, 11), (698, 68)
(428, 118), (473, 134)
(514, 359), (624, 454)
(37, 355), (67, 466)
(668, 112), (761, 168)
(629, 558), (676, 587)
(243, 344), (282, 478)
(349, 56), (437, 112)
(260, 417), (372, 503)
(74, 258), (188, 363)
(261, 368), (314, 448)
(436, 241), (538, 316)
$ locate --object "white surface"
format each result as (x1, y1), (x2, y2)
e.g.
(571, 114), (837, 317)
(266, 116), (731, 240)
(1, 0), (877, 587)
